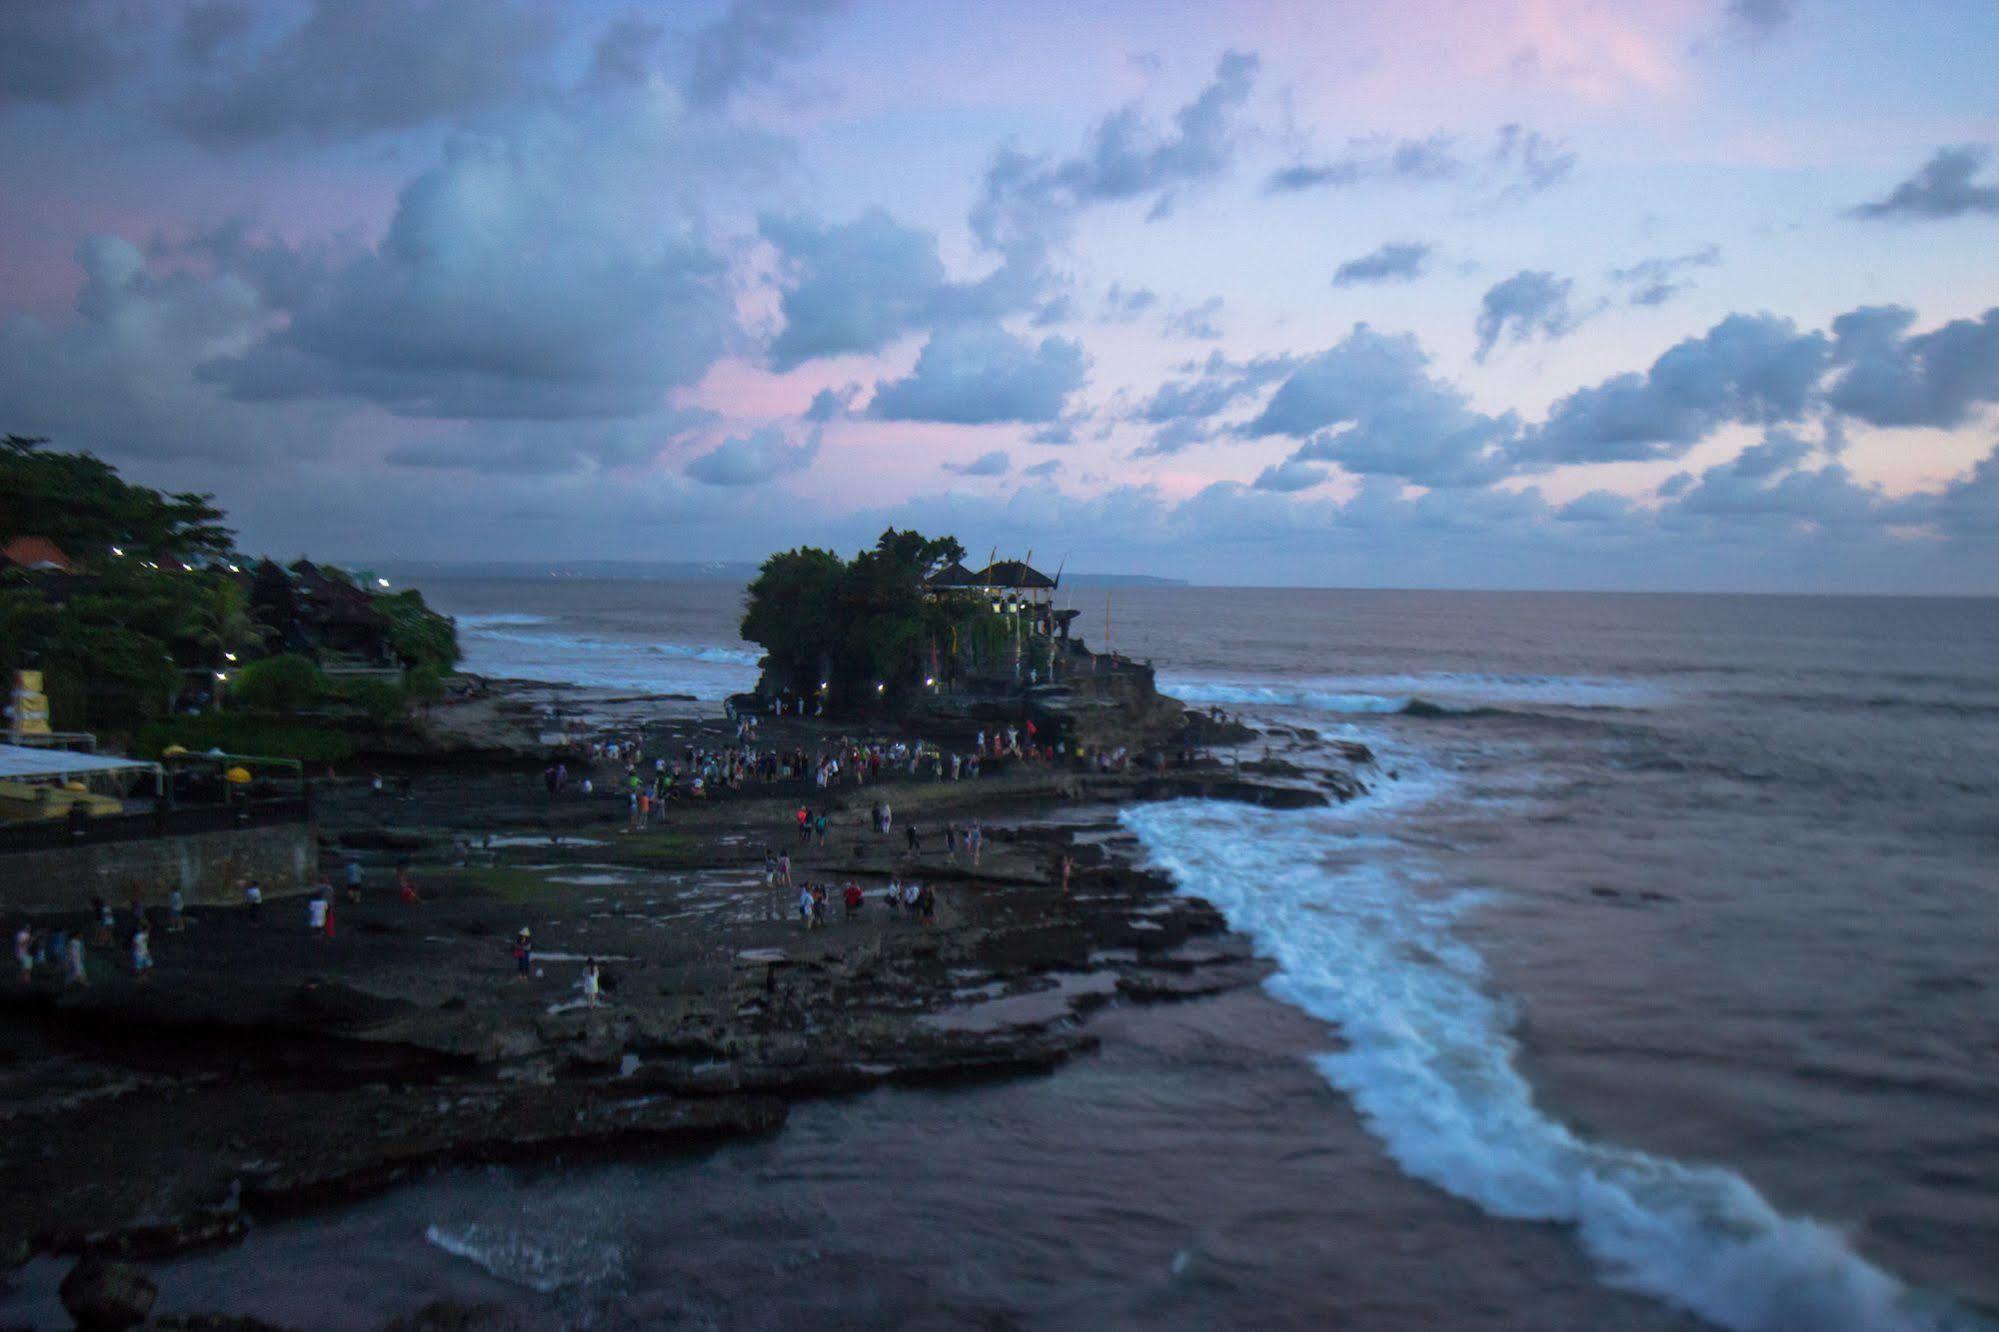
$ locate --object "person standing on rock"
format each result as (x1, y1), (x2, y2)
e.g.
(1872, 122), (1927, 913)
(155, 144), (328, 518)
(1059, 852), (1074, 894)
(582, 958), (602, 1008)
(243, 880), (263, 923)
(130, 923), (152, 978)
(798, 883), (816, 930)
(513, 928), (533, 981)
(14, 922), (33, 983)
(778, 850), (793, 891)
(168, 887), (186, 932)
(397, 865), (420, 904)
(306, 891), (327, 935)
(65, 935), (88, 986)
(344, 856), (363, 903)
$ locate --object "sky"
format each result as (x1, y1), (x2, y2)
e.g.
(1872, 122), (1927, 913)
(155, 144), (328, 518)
(3, 0), (1999, 592)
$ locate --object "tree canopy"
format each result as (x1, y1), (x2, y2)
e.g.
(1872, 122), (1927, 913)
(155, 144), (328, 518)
(1, 434), (232, 565)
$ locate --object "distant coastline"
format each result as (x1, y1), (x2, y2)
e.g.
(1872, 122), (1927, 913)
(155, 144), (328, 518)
(375, 559), (1189, 588)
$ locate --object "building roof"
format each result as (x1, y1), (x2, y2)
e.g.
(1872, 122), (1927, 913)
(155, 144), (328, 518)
(978, 560), (1058, 590)
(925, 560), (982, 588)
(0, 743), (157, 783)
(1, 536), (73, 572)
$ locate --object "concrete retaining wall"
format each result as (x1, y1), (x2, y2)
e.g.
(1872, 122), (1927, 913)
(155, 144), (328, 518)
(0, 822), (316, 912)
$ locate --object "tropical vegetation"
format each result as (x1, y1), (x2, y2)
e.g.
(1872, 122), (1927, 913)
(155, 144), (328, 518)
(1, 435), (458, 747)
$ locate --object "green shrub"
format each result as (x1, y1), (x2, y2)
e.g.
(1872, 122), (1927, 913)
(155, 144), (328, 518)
(332, 676), (407, 724)
(138, 715), (353, 763)
(232, 653), (327, 712)
(403, 663), (445, 705)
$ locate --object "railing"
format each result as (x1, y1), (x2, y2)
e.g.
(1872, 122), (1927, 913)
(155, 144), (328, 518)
(0, 796), (311, 855)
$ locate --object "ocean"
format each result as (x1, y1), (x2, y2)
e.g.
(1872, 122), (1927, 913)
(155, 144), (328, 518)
(107, 583), (1999, 1328)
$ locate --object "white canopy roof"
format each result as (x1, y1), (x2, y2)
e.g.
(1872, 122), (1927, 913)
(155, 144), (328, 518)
(0, 743), (159, 782)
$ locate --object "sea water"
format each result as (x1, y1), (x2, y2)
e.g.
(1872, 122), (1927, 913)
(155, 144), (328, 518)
(23, 582), (1990, 1330)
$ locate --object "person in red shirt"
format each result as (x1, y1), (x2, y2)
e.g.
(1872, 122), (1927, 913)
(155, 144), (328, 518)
(842, 881), (864, 918)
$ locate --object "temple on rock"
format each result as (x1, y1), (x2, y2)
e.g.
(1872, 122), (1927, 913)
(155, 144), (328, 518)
(925, 557), (1082, 641)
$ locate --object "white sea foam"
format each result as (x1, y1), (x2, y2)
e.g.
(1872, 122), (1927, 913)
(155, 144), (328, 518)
(1122, 795), (1979, 1332)
(1163, 671), (1665, 715)
(455, 612), (551, 628)
(424, 1221), (625, 1293)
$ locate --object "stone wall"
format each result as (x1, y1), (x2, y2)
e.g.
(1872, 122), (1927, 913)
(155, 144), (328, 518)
(0, 821), (317, 913)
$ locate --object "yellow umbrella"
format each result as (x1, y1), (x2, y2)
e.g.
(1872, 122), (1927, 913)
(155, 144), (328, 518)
(225, 766), (253, 784)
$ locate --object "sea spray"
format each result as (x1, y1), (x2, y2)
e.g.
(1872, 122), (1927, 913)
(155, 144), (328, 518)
(1121, 796), (1984, 1332)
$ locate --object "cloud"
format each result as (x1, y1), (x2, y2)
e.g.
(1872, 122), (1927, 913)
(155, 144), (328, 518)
(585, 13), (665, 88)
(1266, 124), (1574, 200)
(943, 450), (1011, 477)
(1522, 312), (1830, 464)
(1851, 145), (1999, 220)
(199, 96), (749, 420)
(1555, 490), (1637, 524)
(1906, 442), (1999, 537)
(1661, 429), (1880, 528)
(868, 324), (1085, 424)
(168, 0), (559, 145)
(685, 423), (820, 486)
(1164, 296), (1225, 339)
(1825, 304), (1999, 428)
(762, 210), (949, 369)
(1727, 0), (1797, 39)
(686, 0), (848, 109)
(0, 234), (297, 461)
(1246, 325), (1516, 487)
(1101, 283), (1158, 322)
(177, 2), (251, 67)
(1251, 459), (1330, 492)
(1609, 244), (1721, 306)
(970, 50), (1259, 258)
(384, 408), (720, 475)
(0, 0), (121, 106)
(1474, 269), (1579, 360)
(1022, 459), (1062, 479)
(1333, 241), (1432, 286)
(1132, 351), (1295, 455)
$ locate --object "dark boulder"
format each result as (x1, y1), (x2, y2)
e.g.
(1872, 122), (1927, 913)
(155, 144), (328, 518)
(58, 1253), (156, 1331)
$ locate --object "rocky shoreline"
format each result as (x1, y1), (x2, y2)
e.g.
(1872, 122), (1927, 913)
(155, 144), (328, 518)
(1, 682), (1370, 1329)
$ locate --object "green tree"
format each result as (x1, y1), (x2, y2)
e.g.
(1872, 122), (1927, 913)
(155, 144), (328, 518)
(372, 589), (461, 671)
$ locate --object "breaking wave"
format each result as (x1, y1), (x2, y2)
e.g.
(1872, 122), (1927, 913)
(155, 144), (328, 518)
(424, 1222), (625, 1294)
(454, 621), (760, 698)
(1164, 672), (1662, 716)
(1123, 796), (1982, 1332)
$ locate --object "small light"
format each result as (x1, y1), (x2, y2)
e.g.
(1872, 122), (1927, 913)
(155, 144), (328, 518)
(224, 652), (237, 662)
(111, 546), (124, 557)
(377, 577), (391, 588)
(924, 677), (935, 687)
(875, 682), (884, 693)
(819, 681), (829, 691)
(227, 563), (240, 573)
(213, 671), (226, 681)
